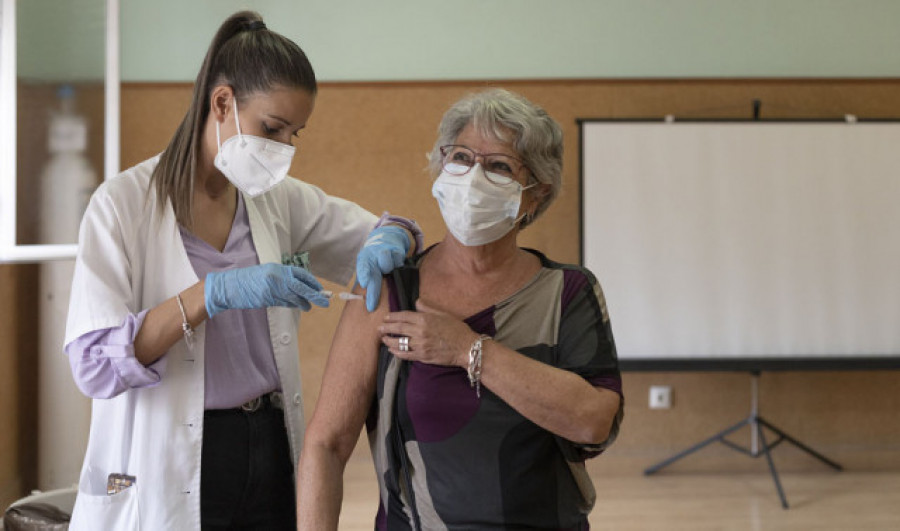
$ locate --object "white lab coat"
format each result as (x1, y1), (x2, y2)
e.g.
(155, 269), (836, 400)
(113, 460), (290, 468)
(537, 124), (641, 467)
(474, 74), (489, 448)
(64, 156), (377, 530)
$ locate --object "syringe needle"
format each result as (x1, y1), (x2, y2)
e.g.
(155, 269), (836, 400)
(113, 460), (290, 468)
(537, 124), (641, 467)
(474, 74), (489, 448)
(319, 290), (363, 301)
(337, 292), (363, 300)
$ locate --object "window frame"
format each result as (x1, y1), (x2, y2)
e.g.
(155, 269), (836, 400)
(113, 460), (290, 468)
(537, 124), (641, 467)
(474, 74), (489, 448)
(0, 0), (119, 263)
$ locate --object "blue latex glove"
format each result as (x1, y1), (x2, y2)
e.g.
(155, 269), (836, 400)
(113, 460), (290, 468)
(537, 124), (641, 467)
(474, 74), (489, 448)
(205, 263), (329, 318)
(356, 225), (411, 312)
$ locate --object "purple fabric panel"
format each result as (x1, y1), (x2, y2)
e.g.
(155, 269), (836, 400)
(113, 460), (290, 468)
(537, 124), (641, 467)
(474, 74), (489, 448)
(374, 500), (387, 530)
(405, 361), (479, 443)
(464, 305), (497, 337)
(405, 303), (495, 443)
(387, 274), (401, 312)
(180, 194), (281, 409)
(65, 309), (163, 399)
(560, 268), (590, 315)
(586, 375), (623, 396)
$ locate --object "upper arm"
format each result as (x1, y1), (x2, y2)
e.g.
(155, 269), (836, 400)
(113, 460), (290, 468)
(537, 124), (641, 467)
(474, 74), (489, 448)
(304, 280), (388, 459)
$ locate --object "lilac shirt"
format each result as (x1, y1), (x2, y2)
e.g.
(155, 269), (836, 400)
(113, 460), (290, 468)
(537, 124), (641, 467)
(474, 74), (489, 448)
(65, 194), (281, 409)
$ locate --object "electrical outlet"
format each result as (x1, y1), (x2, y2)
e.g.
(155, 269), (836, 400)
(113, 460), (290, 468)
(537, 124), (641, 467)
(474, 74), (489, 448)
(649, 385), (672, 409)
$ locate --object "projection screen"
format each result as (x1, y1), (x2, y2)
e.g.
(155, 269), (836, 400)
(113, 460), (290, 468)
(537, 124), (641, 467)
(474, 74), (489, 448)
(580, 120), (900, 369)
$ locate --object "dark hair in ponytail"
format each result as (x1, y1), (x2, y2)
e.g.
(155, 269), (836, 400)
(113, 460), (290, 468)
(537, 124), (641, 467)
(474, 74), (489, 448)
(150, 11), (317, 228)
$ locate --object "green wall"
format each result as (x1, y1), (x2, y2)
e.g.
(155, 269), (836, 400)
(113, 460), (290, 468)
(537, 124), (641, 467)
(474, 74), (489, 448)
(16, 0), (105, 82)
(15, 0), (900, 82)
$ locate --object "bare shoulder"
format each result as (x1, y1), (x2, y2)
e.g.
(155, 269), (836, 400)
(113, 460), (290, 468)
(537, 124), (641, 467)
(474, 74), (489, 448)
(331, 279), (391, 349)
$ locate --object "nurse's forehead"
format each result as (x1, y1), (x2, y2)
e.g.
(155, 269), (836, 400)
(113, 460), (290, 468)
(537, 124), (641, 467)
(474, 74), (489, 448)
(244, 89), (315, 124)
(244, 86), (313, 106)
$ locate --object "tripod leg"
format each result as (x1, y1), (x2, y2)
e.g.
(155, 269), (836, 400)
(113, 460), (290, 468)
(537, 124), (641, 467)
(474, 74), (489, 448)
(757, 422), (789, 509)
(645, 418), (750, 475)
(756, 418), (842, 471)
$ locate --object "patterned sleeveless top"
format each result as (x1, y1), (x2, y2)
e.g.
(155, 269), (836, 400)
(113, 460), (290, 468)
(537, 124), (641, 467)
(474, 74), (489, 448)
(366, 248), (624, 530)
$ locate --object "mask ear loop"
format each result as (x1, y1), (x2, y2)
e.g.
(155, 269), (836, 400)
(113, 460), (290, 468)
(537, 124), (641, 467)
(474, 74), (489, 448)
(232, 98), (246, 146)
(518, 178), (541, 228)
(514, 186), (532, 228)
(516, 210), (536, 229)
(215, 120), (222, 151)
(215, 97), (243, 158)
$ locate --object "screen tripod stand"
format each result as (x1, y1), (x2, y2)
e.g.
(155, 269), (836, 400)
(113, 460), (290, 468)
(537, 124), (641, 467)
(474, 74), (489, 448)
(643, 371), (842, 508)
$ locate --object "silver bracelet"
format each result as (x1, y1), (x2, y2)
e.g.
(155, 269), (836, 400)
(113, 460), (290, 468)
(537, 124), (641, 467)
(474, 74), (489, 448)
(467, 335), (492, 397)
(175, 292), (194, 349)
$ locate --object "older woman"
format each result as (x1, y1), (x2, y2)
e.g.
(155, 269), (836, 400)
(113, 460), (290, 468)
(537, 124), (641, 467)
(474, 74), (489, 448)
(297, 89), (623, 529)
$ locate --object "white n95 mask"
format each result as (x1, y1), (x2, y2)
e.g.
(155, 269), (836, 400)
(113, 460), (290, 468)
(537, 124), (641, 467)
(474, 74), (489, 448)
(431, 163), (532, 246)
(214, 99), (295, 197)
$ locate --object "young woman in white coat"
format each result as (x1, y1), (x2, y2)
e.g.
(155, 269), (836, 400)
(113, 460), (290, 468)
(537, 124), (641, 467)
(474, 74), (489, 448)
(63, 11), (420, 530)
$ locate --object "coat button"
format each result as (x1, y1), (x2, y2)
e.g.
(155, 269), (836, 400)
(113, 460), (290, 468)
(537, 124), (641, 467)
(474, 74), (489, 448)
(293, 393), (301, 405)
(279, 333), (291, 344)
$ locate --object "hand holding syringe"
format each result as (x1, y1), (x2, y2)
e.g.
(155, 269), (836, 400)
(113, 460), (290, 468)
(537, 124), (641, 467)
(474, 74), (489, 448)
(319, 290), (363, 301)
(282, 250), (364, 303)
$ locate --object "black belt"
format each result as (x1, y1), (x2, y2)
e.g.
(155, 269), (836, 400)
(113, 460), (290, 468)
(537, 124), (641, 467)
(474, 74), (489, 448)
(206, 391), (284, 415)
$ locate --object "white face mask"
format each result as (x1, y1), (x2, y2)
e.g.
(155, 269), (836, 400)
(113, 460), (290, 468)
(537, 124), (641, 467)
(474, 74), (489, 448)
(431, 163), (533, 246)
(214, 99), (296, 197)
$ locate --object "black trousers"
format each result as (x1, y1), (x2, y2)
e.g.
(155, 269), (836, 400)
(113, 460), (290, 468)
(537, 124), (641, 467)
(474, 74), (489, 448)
(201, 405), (296, 530)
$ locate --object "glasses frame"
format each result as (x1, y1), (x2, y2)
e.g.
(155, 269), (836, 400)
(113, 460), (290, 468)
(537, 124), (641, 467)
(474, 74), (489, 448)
(439, 144), (533, 186)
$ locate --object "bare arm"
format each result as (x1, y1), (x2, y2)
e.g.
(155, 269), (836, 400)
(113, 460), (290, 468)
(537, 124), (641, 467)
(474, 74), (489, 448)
(297, 282), (386, 529)
(133, 280), (208, 366)
(478, 341), (620, 444)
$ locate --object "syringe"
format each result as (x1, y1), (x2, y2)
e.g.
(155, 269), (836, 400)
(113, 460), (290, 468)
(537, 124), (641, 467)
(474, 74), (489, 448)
(319, 290), (363, 301)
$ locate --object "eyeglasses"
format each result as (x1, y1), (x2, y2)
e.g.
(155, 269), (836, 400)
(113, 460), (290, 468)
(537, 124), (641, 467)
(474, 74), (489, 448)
(439, 145), (530, 186)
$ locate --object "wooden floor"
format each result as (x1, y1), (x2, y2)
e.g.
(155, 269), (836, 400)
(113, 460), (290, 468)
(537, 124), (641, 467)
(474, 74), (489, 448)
(338, 454), (900, 530)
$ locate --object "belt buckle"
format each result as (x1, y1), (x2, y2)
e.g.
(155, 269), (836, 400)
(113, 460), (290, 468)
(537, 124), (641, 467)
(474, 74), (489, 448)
(241, 396), (263, 413)
(270, 392), (284, 410)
